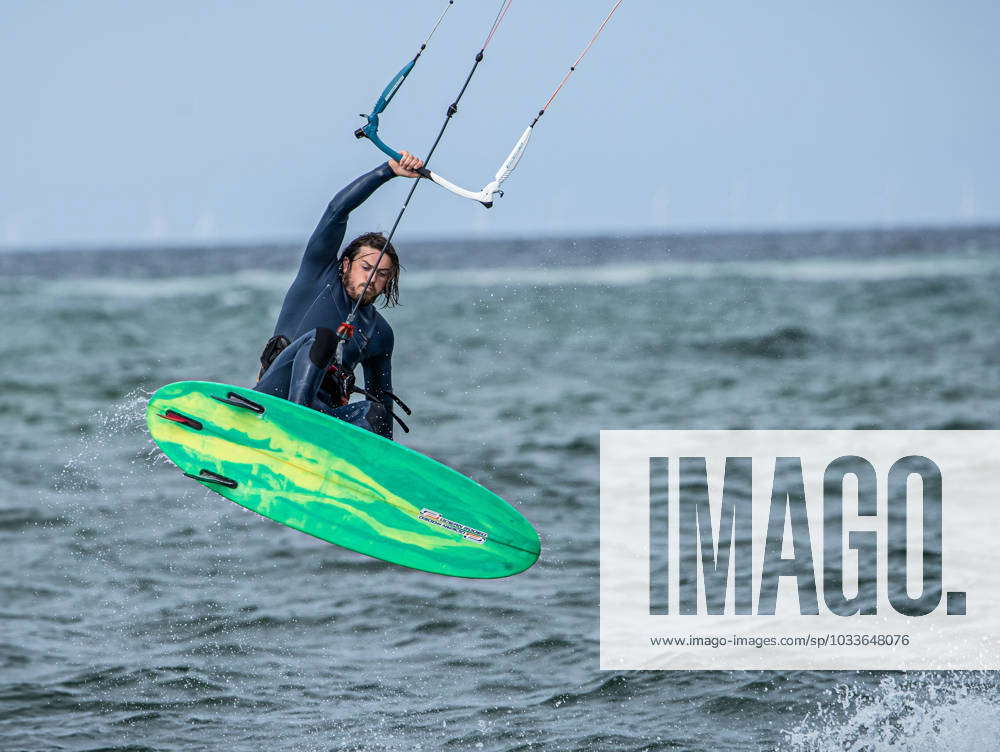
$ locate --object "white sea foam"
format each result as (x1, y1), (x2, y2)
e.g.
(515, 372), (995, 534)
(43, 269), (286, 299)
(39, 254), (1000, 299)
(401, 255), (1000, 289)
(782, 674), (1000, 751)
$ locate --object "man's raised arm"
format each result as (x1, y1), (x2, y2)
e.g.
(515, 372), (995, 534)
(300, 152), (425, 275)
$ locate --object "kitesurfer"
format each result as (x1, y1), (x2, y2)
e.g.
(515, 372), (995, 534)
(253, 151), (425, 440)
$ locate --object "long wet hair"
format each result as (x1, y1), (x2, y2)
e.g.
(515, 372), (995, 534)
(338, 231), (401, 308)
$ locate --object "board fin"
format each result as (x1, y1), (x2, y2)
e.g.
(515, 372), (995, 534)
(184, 469), (238, 489)
(160, 410), (203, 430)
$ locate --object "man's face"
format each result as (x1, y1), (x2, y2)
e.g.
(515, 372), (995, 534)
(341, 246), (394, 305)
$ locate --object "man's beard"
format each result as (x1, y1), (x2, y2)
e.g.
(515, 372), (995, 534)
(351, 283), (378, 304)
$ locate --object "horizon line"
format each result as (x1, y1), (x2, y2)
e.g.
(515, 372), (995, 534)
(2, 217), (999, 256)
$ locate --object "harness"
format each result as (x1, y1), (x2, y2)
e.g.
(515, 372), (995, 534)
(257, 333), (412, 432)
(258, 334), (290, 381)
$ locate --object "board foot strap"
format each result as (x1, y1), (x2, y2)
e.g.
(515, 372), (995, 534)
(211, 392), (265, 414)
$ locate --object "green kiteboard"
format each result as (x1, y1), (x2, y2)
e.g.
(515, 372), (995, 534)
(146, 381), (539, 578)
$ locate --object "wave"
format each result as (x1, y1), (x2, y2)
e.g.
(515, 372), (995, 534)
(702, 325), (817, 359)
(782, 673), (1000, 751)
(403, 255), (1000, 288)
(29, 254), (1000, 301)
(41, 269), (286, 300)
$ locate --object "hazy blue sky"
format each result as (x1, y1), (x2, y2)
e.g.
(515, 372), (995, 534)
(3, 0), (999, 249)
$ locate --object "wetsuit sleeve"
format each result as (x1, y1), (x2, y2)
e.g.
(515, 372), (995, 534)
(299, 162), (396, 278)
(362, 330), (394, 440)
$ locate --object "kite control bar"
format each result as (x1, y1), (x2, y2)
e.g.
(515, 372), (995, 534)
(354, 0), (513, 208)
(355, 1), (623, 209)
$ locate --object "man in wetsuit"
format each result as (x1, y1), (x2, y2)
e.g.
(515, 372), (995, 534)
(254, 151), (425, 440)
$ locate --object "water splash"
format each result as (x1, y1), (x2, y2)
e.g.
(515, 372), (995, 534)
(783, 673), (1000, 751)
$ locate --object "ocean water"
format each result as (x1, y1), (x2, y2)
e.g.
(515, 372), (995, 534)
(2, 226), (1000, 751)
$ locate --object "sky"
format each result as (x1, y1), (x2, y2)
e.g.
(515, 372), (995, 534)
(2, 0), (999, 249)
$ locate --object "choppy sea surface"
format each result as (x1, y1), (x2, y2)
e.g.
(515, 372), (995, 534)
(2, 226), (1000, 751)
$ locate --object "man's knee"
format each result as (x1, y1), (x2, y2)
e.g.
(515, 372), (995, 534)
(308, 327), (338, 368)
(365, 401), (392, 438)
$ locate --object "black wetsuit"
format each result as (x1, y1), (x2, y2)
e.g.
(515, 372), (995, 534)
(254, 162), (397, 439)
